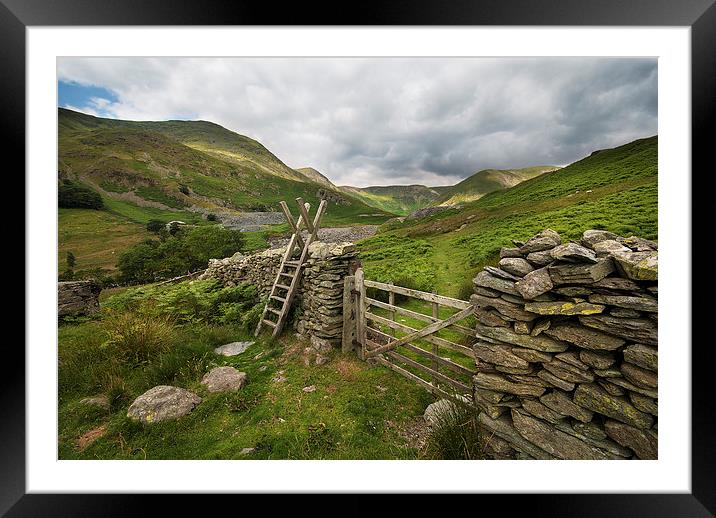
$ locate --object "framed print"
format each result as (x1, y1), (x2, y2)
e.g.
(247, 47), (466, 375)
(7, 0), (714, 514)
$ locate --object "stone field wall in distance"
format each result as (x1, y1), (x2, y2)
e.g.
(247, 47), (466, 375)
(471, 228), (658, 460)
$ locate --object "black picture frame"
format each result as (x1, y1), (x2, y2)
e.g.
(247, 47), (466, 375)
(7, 0), (712, 514)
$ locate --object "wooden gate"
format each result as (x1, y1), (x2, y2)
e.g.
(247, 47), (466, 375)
(343, 268), (478, 404)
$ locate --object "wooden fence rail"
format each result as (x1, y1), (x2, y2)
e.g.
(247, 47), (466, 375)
(346, 268), (477, 404)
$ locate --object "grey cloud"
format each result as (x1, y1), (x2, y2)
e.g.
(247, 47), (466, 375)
(57, 57), (657, 187)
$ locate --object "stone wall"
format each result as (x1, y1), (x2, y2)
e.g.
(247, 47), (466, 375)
(58, 280), (101, 317)
(200, 241), (358, 353)
(471, 229), (658, 460)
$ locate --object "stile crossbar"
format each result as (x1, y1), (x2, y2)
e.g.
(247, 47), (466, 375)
(348, 267), (478, 405)
(255, 198), (327, 338)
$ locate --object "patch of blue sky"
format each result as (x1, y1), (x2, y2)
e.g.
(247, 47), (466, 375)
(58, 80), (119, 117)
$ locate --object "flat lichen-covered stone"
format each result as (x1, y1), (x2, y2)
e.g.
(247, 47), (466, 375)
(604, 419), (658, 459)
(588, 294), (658, 313)
(544, 323), (625, 351)
(550, 242), (598, 263)
(578, 315), (657, 346)
(519, 229), (562, 254)
(620, 362), (658, 389)
(473, 342), (530, 369)
(582, 229), (619, 248)
(537, 370), (575, 391)
(473, 270), (520, 296)
(548, 258), (614, 285)
(476, 324), (569, 352)
(524, 300), (605, 316)
(623, 344), (658, 372)
(574, 383), (654, 429)
(498, 257), (534, 277)
(579, 350), (617, 370)
(540, 390), (593, 423)
(473, 373), (547, 397)
(511, 409), (611, 460)
(201, 367), (248, 393)
(471, 294), (537, 322)
(477, 413), (555, 460)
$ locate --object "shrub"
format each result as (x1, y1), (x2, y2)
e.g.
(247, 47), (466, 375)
(178, 185), (191, 195)
(102, 311), (176, 365)
(424, 400), (485, 460)
(206, 213), (218, 222)
(58, 182), (104, 209)
(146, 219), (165, 233)
(455, 278), (475, 302)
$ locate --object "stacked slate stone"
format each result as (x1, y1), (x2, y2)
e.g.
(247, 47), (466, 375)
(470, 229), (658, 460)
(200, 242), (357, 347)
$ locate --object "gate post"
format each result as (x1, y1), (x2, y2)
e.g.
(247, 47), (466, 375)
(342, 275), (356, 353)
(354, 268), (366, 360)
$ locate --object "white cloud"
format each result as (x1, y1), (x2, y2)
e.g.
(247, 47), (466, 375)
(58, 57), (657, 187)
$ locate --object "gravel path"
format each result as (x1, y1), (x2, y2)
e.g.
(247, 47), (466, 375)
(267, 225), (379, 248)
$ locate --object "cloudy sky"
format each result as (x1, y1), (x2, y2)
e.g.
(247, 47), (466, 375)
(57, 57), (657, 187)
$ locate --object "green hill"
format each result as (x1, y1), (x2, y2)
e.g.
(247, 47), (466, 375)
(358, 136), (658, 297)
(433, 166), (560, 206)
(58, 108), (394, 273)
(339, 184), (450, 216)
(295, 167), (336, 189)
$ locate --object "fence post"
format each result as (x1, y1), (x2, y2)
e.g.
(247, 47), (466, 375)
(388, 282), (396, 337)
(432, 291), (439, 386)
(342, 275), (356, 353)
(355, 268), (366, 360)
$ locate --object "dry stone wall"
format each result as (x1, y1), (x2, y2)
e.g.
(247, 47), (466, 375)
(471, 229), (658, 460)
(200, 241), (358, 351)
(58, 280), (101, 317)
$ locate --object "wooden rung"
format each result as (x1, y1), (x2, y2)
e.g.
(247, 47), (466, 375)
(279, 272), (293, 277)
(285, 261), (301, 267)
(271, 295), (286, 302)
(262, 319), (277, 327)
(275, 283), (290, 290)
(267, 307), (281, 315)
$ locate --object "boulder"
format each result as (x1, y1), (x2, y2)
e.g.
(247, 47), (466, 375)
(58, 280), (101, 317)
(127, 386), (202, 423)
(573, 383), (654, 429)
(201, 367), (248, 393)
(423, 399), (458, 425)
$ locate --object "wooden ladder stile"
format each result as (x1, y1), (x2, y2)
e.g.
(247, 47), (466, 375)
(255, 198), (328, 338)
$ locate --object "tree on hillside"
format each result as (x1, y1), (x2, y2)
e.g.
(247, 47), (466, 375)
(146, 219), (165, 233)
(66, 251), (76, 269)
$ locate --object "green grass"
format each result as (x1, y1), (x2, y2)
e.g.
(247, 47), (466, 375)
(58, 282), (436, 459)
(358, 136), (658, 297)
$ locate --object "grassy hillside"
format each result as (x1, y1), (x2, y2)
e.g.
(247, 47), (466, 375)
(295, 167), (336, 189)
(340, 184), (449, 216)
(434, 165), (559, 206)
(358, 136), (657, 298)
(58, 109), (395, 274)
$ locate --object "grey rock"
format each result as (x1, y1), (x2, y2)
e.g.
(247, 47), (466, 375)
(127, 386), (202, 423)
(542, 360), (595, 384)
(579, 350), (617, 370)
(58, 280), (101, 317)
(555, 351), (590, 371)
(588, 294), (658, 313)
(498, 258), (534, 277)
(311, 335), (334, 354)
(214, 341), (254, 356)
(511, 347), (553, 363)
(519, 229), (562, 253)
(544, 323), (625, 351)
(554, 286), (593, 297)
(471, 294), (537, 322)
(514, 321), (533, 335)
(201, 367), (248, 393)
(610, 308), (642, 318)
(607, 377), (658, 399)
(530, 319), (551, 336)
(515, 267), (554, 300)
(477, 413), (555, 459)
(521, 398), (568, 424)
(592, 277), (643, 291)
(302, 385), (317, 393)
(582, 229), (619, 248)
(475, 324), (569, 352)
(598, 379), (626, 397)
(537, 370), (575, 391)
(474, 308), (512, 327)
(424, 399), (458, 425)
(620, 362), (658, 389)
(618, 236), (658, 252)
(540, 390), (594, 423)
(524, 300), (605, 316)
(473, 373), (547, 397)
(526, 250), (555, 266)
(604, 420), (657, 459)
(473, 271), (520, 296)
(574, 383), (654, 429)
(623, 344), (658, 372)
(548, 258), (614, 285)
(629, 392), (658, 416)
(473, 342), (530, 369)
(80, 395), (110, 411)
(593, 240), (631, 256)
(579, 315), (657, 345)
(485, 266), (521, 281)
(611, 250), (658, 281)
(500, 247), (523, 258)
(511, 409), (611, 460)
(550, 242), (597, 263)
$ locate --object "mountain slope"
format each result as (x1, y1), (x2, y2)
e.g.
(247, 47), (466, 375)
(58, 108), (393, 223)
(433, 166), (560, 206)
(339, 184), (449, 216)
(358, 136), (658, 297)
(294, 167), (336, 189)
